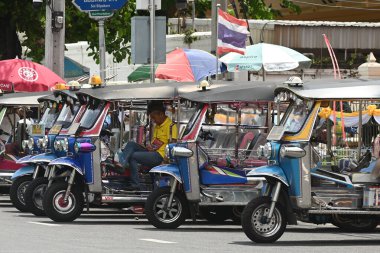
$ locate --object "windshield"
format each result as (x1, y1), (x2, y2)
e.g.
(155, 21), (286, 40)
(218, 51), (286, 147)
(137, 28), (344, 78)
(182, 104), (203, 137)
(80, 101), (105, 129)
(39, 107), (59, 129)
(55, 104), (80, 129)
(282, 101), (312, 133)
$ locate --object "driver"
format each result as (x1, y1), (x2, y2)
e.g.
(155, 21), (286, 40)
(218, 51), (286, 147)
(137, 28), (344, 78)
(117, 101), (177, 190)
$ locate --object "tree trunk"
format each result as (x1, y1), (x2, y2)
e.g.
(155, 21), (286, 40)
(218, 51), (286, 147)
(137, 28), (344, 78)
(0, 15), (22, 60)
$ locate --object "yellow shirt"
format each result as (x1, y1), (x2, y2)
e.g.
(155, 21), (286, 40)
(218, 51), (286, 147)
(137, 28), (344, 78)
(152, 117), (178, 158)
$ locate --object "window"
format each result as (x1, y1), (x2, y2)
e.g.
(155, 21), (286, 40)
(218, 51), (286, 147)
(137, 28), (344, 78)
(80, 101), (105, 129)
(282, 102), (311, 133)
(41, 107), (59, 129)
(54, 105), (79, 129)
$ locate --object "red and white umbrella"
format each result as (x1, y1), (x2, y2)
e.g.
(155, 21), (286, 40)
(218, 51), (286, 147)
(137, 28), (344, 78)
(0, 59), (65, 92)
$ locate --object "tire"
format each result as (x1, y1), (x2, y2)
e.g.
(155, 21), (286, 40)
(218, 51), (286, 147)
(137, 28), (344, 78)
(24, 177), (49, 216)
(145, 186), (188, 229)
(199, 207), (232, 223)
(231, 206), (243, 224)
(332, 215), (379, 232)
(241, 196), (287, 243)
(42, 181), (84, 222)
(9, 176), (32, 212)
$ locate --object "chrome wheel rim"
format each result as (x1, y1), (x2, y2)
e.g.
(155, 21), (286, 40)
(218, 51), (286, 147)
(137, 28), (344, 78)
(32, 184), (47, 210)
(251, 203), (282, 237)
(52, 190), (76, 215)
(17, 181), (30, 205)
(153, 194), (182, 224)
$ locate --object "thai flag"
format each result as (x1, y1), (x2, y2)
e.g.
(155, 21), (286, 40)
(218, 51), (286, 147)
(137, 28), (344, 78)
(217, 9), (250, 55)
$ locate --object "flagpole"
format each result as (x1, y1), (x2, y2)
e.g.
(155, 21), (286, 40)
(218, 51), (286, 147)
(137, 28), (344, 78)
(215, 4), (220, 82)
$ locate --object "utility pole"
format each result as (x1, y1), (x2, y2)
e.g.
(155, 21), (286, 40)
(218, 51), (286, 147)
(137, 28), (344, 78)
(150, 0), (156, 83)
(45, 0), (65, 78)
(211, 0), (226, 54)
(98, 20), (106, 84)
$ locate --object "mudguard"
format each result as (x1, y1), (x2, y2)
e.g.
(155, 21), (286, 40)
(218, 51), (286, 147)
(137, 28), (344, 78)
(16, 155), (34, 164)
(246, 165), (289, 186)
(28, 153), (57, 164)
(11, 165), (35, 180)
(150, 164), (183, 184)
(49, 157), (84, 175)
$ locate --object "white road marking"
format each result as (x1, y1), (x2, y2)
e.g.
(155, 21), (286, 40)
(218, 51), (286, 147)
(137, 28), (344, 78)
(28, 221), (62, 227)
(140, 239), (177, 244)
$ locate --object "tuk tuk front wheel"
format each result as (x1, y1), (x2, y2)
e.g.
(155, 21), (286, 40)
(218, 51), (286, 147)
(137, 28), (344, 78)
(145, 186), (188, 229)
(24, 177), (49, 216)
(242, 196), (287, 243)
(42, 181), (84, 222)
(332, 215), (379, 232)
(9, 175), (32, 212)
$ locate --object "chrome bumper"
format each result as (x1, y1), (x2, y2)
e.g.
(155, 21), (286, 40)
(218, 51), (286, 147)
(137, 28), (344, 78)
(0, 172), (14, 186)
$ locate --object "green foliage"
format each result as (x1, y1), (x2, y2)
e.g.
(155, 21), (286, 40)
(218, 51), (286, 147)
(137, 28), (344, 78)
(242, 0), (301, 19)
(195, 0), (211, 18)
(0, 0), (301, 63)
(183, 29), (198, 48)
(0, 0), (45, 61)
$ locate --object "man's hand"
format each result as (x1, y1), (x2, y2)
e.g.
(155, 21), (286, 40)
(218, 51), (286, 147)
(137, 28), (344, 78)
(146, 144), (154, 152)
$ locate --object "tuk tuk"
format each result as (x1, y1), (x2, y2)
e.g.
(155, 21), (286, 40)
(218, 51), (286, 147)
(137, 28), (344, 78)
(0, 91), (53, 193)
(41, 83), (199, 222)
(145, 82), (283, 229)
(10, 90), (81, 215)
(241, 79), (380, 243)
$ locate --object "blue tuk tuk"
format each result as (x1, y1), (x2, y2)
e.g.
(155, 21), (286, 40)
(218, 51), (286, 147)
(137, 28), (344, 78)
(241, 79), (380, 243)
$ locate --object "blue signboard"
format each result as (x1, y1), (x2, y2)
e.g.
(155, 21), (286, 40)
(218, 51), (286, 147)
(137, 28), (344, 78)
(73, 0), (128, 12)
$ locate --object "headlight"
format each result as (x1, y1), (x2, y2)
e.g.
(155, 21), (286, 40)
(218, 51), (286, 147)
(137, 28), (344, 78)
(262, 142), (272, 159)
(280, 145), (306, 159)
(257, 143), (272, 159)
(22, 140), (28, 151)
(27, 138), (34, 151)
(37, 138), (43, 148)
(257, 145), (264, 158)
(171, 146), (193, 158)
(61, 138), (69, 152)
(54, 140), (62, 151)
(74, 142), (80, 153)
(74, 142), (96, 153)
(42, 135), (49, 149)
(164, 145), (170, 159)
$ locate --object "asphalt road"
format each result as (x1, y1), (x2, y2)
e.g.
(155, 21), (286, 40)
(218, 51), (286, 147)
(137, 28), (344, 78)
(0, 194), (379, 253)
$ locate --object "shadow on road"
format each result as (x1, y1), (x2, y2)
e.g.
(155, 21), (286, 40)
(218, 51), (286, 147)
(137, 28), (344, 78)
(285, 227), (380, 234)
(139, 227), (243, 233)
(46, 220), (151, 226)
(230, 239), (380, 247)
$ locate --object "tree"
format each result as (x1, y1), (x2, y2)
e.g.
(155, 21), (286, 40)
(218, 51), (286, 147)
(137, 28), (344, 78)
(242, 0), (301, 19)
(0, 0), (300, 64)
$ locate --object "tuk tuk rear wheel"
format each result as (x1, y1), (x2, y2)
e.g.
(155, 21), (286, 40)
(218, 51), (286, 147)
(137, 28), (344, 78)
(145, 186), (188, 229)
(42, 181), (84, 222)
(332, 215), (379, 232)
(9, 175), (32, 212)
(242, 196), (287, 243)
(24, 177), (49, 216)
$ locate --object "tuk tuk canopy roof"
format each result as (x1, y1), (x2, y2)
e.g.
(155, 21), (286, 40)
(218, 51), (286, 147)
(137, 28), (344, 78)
(76, 83), (230, 102)
(37, 94), (58, 103)
(77, 83), (180, 101)
(77, 82), (280, 103)
(52, 90), (79, 101)
(0, 92), (51, 106)
(276, 79), (380, 100)
(180, 82), (279, 103)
